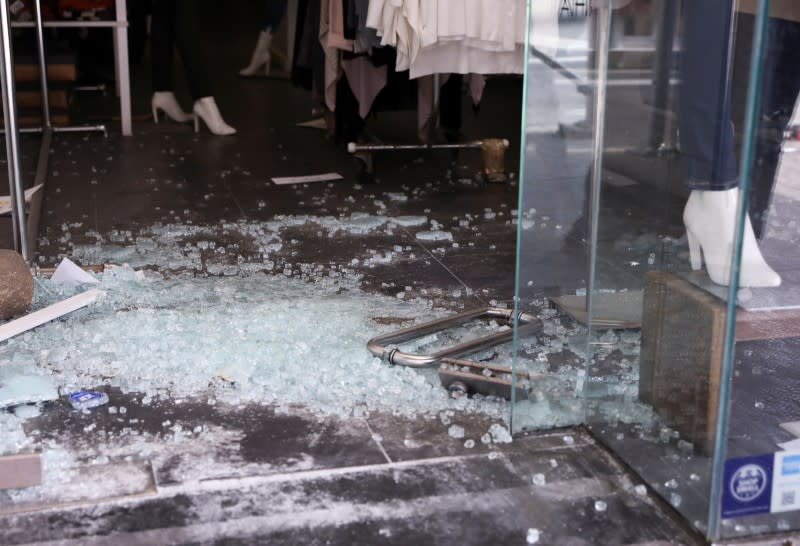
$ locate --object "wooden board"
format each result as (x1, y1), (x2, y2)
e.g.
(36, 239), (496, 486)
(16, 85), (70, 110)
(738, 0), (800, 22)
(0, 453), (42, 490)
(14, 63), (77, 83)
(736, 308), (800, 342)
(551, 291), (643, 329)
(640, 272), (800, 454)
(0, 110), (69, 128)
(0, 289), (102, 343)
(640, 272), (725, 454)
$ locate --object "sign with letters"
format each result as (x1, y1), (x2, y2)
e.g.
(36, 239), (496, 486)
(722, 452), (800, 519)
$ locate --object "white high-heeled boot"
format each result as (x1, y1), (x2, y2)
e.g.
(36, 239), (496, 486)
(193, 97), (236, 136)
(151, 92), (193, 123)
(683, 188), (781, 287)
(239, 30), (273, 77)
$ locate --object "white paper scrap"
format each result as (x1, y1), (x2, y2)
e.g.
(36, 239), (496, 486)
(781, 421), (800, 438)
(0, 289), (104, 343)
(51, 258), (100, 285)
(0, 184), (43, 215)
(778, 439), (800, 451)
(296, 117), (327, 130)
(271, 173), (343, 186)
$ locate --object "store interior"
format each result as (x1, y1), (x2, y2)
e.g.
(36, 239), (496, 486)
(1, 1), (799, 544)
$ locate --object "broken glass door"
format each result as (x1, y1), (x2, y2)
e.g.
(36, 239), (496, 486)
(513, 0), (796, 540)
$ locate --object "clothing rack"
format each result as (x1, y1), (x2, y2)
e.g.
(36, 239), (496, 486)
(1, 0), (129, 263)
(290, 0), (515, 181)
(346, 73), (511, 182)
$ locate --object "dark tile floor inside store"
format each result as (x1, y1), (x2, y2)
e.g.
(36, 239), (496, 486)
(3, 3), (800, 545)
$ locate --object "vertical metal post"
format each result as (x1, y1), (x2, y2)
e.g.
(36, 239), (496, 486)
(427, 73), (441, 147)
(32, 0), (50, 129)
(114, 0), (132, 135)
(433, 73), (441, 118)
(648, 0), (678, 152)
(0, 0), (29, 260)
(510, 0), (534, 432)
(585, 4), (612, 315)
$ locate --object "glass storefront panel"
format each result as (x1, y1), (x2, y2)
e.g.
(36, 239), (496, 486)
(514, 0), (800, 539)
(511, 0), (595, 431)
(581, 0), (748, 534)
(717, 0), (800, 539)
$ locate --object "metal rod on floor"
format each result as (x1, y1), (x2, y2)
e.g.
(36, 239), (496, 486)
(51, 125), (107, 135)
(348, 140), (508, 153)
(0, 0), (29, 260)
(32, 0), (51, 130)
(0, 124), (108, 135)
(586, 5), (613, 315)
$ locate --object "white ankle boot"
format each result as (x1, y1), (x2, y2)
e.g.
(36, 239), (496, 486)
(683, 188), (781, 287)
(239, 30), (273, 77)
(151, 91), (193, 123)
(193, 97), (236, 136)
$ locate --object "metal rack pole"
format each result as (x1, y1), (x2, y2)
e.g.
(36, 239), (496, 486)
(348, 140), (508, 153)
(0, 0), (28, 260)
(648, 0), (678, 153)
(428, 73), (441, 146)
(113, 0), (131, 135)
(32, 0), (50, 130)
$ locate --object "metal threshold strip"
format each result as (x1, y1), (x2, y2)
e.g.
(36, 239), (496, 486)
(367, 307), (543, 369)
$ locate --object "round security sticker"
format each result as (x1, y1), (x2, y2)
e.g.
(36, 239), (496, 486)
(730, 464), (768, 502)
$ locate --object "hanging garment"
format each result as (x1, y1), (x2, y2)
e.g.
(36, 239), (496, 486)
(410, 43), (523, 79)
(328, 0), (355, 50)
(293, 0), (326, 96)
(355, 0), (381, 50)
(366, 0), (419, 70)
(366, 0), (526, 78)
(341, 56), (388, 118)
(320, 0), (341, 110)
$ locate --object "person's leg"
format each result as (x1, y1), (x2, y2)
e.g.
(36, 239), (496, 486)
(679, 0), (780, 287)
(439, 74), (463, 141)
(335, 73), (365, 144)
(174, 0), (213, 101)
(172, 0), (234, 134)
(749, 18), (800, 238)
(241, 1), (285, 76)
(679, 0), (738, 191)
(150, 0), (176, 92)
(265, 0), (288, 32)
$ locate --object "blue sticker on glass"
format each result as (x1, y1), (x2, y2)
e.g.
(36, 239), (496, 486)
(722, 454), (774, 518)
(780, 455), (800, 477)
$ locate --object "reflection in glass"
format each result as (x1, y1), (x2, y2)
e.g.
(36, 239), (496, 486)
(514, 0), (800, 539)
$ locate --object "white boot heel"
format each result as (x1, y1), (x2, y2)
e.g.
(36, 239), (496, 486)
(193, 97), (236, 136)
(683, 188), (781, 288)
(151, 92), (193, 123)
(240, 30), (273, 77)
(686, 229), (702, 271)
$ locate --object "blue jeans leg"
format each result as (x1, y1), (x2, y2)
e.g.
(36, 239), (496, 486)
(680, 0), (739, 191)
